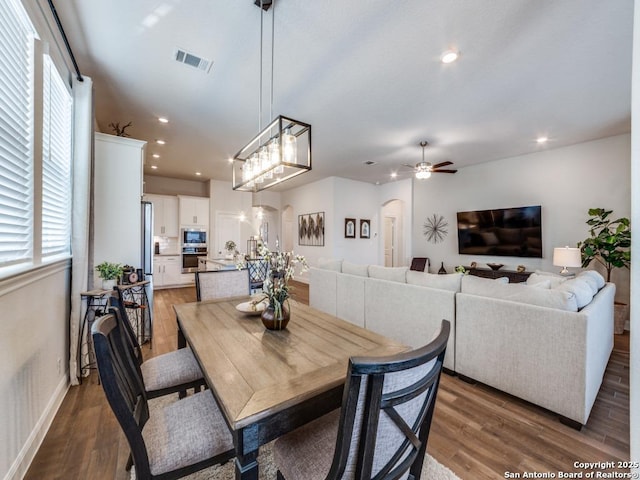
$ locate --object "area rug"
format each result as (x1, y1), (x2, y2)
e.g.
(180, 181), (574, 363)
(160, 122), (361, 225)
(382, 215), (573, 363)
(130, 396), (461, 480)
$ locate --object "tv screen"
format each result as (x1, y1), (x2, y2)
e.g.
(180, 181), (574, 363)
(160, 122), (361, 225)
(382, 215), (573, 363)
(457, 205), (542, 258)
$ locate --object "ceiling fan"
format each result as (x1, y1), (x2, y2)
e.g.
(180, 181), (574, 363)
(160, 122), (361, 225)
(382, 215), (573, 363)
(402, 141), (457, 179)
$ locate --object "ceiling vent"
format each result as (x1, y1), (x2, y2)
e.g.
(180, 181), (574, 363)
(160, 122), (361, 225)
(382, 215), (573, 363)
(174, 48), (213, 73)
(364, 160), (377, 166)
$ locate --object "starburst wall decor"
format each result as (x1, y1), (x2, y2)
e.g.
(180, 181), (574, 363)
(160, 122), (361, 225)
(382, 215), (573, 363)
(423, 214), (448, 243)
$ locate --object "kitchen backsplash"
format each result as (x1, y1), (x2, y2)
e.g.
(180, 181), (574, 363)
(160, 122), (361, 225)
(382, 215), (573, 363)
(154, 236), (179, 255)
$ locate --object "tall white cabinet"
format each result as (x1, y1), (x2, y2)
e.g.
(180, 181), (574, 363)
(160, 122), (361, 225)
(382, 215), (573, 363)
(93, 133), (146, 284)
(144, 193), (179, 237)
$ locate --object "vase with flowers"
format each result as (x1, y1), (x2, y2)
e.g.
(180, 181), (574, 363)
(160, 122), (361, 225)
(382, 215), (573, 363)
(240, 243), (307, 330)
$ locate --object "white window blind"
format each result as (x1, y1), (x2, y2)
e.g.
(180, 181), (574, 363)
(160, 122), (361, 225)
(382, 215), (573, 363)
(42, 55), (72, 257)
(0, 0), (34, 266)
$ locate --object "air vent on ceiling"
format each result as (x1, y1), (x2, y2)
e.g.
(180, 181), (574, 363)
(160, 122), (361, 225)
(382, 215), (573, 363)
(364, 160), (377, 166)
(174, 47), (213, 73)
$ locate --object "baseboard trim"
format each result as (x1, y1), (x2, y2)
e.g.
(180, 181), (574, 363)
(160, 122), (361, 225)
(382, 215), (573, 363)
(3, 374), (69, 480)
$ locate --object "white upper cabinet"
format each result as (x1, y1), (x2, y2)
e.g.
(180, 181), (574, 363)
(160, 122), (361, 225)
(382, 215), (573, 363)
(179, 195), (209, 227)
(144, 194), (179, 237)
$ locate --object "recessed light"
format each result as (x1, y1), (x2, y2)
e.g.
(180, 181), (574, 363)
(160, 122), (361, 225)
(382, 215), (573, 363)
(441, 49), (459, 64)
(195, 172), (202, 176)
(152, 154), (160, 158)
(158, 117), (169, 123)
(228, 158), (234, 164)
(156, 139), (166, 145)
(390, 172), (397, 178)
(151, 165), (158, 170)
(537, 136), (548, 144)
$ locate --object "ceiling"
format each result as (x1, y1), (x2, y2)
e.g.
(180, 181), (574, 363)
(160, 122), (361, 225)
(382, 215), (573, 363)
(55, 0), (633, 190)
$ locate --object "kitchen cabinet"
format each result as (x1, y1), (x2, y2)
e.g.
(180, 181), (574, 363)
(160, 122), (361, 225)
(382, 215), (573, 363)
(154, 255), (182, 287)
(179, 195), (209, 227)
(144, 194), (179, 237)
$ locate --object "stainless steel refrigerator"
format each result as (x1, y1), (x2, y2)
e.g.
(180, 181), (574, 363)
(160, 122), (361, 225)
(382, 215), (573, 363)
(141, 201), (154, 326)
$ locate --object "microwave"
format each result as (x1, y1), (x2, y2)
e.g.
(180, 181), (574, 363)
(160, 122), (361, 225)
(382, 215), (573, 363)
(182, 228), (207, 246)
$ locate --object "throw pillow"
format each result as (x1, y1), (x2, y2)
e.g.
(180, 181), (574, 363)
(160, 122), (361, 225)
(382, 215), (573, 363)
(341, 261), (369, 277)
(406, 271), (462, 292)
(555, 278), (594, 309)
(460, 275), (509, 295)
(527, 272), (567, 289)
(577, 270), (605, 290)
(317, 258), (343, 272)
(368, 265), (408, 283)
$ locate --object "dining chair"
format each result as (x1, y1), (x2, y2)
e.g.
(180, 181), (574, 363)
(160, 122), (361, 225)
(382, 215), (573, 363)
(273, 320), (450, 480)
(409, 257), (430, 272)
(92, 312), (234, 480)
(108, 294), (205, 399)
(195, 269), (250, 301)
(246, 258), (269, 294)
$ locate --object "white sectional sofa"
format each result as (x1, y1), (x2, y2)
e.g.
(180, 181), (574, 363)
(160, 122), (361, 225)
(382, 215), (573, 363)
(310, 261), (615, 427)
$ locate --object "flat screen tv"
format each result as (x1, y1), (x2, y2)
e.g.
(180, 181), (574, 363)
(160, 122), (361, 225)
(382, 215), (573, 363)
(456, 205), (542, 258)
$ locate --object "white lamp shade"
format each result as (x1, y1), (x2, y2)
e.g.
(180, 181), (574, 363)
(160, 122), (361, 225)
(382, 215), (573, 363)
(552, 247), (582, 268)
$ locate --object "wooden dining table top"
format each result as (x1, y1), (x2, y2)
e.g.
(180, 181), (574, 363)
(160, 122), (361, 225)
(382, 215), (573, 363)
(173, 297), (408, 431)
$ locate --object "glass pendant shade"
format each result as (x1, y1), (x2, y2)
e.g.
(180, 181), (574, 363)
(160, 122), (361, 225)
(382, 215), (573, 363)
(232, 115), (311, 192)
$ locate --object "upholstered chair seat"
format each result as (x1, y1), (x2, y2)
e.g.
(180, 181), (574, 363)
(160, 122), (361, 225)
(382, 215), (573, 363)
(140, 347), (203, 394)
(143, 390), (234, 477)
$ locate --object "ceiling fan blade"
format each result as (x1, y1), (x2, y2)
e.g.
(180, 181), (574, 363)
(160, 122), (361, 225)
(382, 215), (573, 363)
(401, 163), (417, 170)
(432, 161), (453, 169)
(433, 169), (457, 174)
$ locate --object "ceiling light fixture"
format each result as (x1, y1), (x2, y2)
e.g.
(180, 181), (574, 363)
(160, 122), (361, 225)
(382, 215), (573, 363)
(158, 117), (169, 123)
(232, 0), (311, 192)
(195, 172), (202, 176)
(151, 165), (158, 170)
(415, 141), (432, 179)
(441, 49), (459, 64)
(537, 136), (548, 144)
(390, 172), (397, 179)
(156, 139), (166, 145)
(152, 154), (160, 158)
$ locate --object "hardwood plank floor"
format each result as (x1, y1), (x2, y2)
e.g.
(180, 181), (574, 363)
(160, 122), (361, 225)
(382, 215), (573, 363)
(25, 283), (629, 479)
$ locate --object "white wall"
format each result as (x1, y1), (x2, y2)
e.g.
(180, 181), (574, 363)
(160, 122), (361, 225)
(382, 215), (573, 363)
(413, 134), (631, 302)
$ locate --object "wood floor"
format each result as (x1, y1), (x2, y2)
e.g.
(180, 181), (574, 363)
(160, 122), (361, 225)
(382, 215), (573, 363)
(25, 282), (629, 480)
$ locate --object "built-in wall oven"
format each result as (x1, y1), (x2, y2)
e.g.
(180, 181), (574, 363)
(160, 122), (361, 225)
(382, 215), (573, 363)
(182, 246), (208, 273)
(181, 228), (208, 273)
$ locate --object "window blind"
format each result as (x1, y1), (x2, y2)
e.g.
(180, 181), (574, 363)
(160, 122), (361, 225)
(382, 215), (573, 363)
(42, 55), (72, 257)
(0, 0), (34, 266)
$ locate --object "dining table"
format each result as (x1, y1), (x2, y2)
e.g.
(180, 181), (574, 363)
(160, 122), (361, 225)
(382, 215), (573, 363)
(174, 296), (408, 480)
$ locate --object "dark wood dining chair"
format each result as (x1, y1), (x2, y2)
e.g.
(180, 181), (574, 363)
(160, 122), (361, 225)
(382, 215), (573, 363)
(246, 258), (269, 294)
(410, 257), (430, 272)
(108, 294), (205, 399)
(92, 312), (234, 480)
(273, 320), (450, 480)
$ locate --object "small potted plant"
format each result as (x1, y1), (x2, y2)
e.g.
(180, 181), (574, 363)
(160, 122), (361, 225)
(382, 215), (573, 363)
(225, 240), (237, 259)
(578, 208), (631, 333)
(95, 261), (124, 290)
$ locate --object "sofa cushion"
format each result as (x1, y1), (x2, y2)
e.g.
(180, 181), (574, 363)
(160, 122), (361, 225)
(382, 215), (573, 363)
(529, 271), (568, 288)
(463, 278), (578, 312)
(317, 258), (343, 272)
(368, 265), (408, 283)
(406, 271), (462, 292)
(555, 278), (594, 308)
(460, 275), (509, 295)
(578, 270), (605, 289)
(342, 261), (369, 277)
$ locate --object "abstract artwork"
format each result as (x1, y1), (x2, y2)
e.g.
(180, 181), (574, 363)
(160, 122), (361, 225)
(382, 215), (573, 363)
(345, 218), (356, 238)
(359, 219), (370, 239)
(423, 213), (448, 243)
(298, 212), (325, 246)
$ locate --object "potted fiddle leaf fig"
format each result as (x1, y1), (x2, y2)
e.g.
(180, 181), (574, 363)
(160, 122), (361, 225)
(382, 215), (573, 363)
(577, 208), (630, 333)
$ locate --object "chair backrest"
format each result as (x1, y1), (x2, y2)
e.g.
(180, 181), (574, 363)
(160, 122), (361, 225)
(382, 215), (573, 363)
(92, 311), (153, 478)
(195, 269), (249, 301)
(108, 293), (143, 366)
(327, 320), (450, 480)
(246, 259), (269, 287)
(409, 257), (430, 272)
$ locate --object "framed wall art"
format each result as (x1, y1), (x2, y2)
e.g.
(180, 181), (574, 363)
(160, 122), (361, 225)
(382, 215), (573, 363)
(345, 218), (356, 238)
(298, 212), (325, 246)
(359, 219), (370, 239)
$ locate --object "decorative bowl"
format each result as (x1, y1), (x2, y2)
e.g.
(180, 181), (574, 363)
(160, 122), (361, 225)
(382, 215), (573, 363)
(235, 299), (268, 316)
(486, 263), (504, 271)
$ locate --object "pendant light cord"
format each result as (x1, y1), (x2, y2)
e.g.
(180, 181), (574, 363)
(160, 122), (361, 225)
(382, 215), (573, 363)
(270, 2), (275, 122)
(259, 1), (264, 131)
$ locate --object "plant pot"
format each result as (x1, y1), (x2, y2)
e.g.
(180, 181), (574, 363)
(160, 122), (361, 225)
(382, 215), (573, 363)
(261, 304), (290, 330)
(102, 279), (117, 291)
(614, 302), (629, 335)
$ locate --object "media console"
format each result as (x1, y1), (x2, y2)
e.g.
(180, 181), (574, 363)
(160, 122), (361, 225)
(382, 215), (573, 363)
(466, 267), (531, 283)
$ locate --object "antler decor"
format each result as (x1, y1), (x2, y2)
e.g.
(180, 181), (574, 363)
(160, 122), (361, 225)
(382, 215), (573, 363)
(108, 121), (132, 137)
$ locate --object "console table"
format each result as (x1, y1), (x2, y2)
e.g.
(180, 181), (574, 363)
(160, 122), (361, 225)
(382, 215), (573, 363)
(467, 267), (531, 283)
